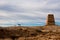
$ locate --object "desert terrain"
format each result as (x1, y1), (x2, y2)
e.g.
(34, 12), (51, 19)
(0, 25), (60, 40)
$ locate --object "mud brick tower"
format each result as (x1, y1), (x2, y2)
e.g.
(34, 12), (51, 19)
(46, 14), (55, 25)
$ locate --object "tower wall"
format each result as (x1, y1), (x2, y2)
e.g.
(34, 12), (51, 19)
(46, 14), (55, 25)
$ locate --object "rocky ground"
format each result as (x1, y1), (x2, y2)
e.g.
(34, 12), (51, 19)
(0, 25), (60, 40)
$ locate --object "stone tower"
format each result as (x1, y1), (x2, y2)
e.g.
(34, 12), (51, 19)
(46, 14), (55, 25)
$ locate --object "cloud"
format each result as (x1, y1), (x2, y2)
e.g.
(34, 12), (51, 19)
(0, 0), (7, 6)
(0, 0), (59, 26)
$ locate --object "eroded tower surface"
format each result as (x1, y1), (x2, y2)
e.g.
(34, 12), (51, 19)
(46, 14), (55, 25)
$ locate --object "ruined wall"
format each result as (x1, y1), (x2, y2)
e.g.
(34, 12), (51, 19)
(46, 14), (55, 25)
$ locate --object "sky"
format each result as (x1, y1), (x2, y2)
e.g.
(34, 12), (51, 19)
(0, 0), (60, 27)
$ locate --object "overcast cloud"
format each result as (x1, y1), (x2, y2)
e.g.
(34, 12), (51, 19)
(0, 0), (60, 26)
